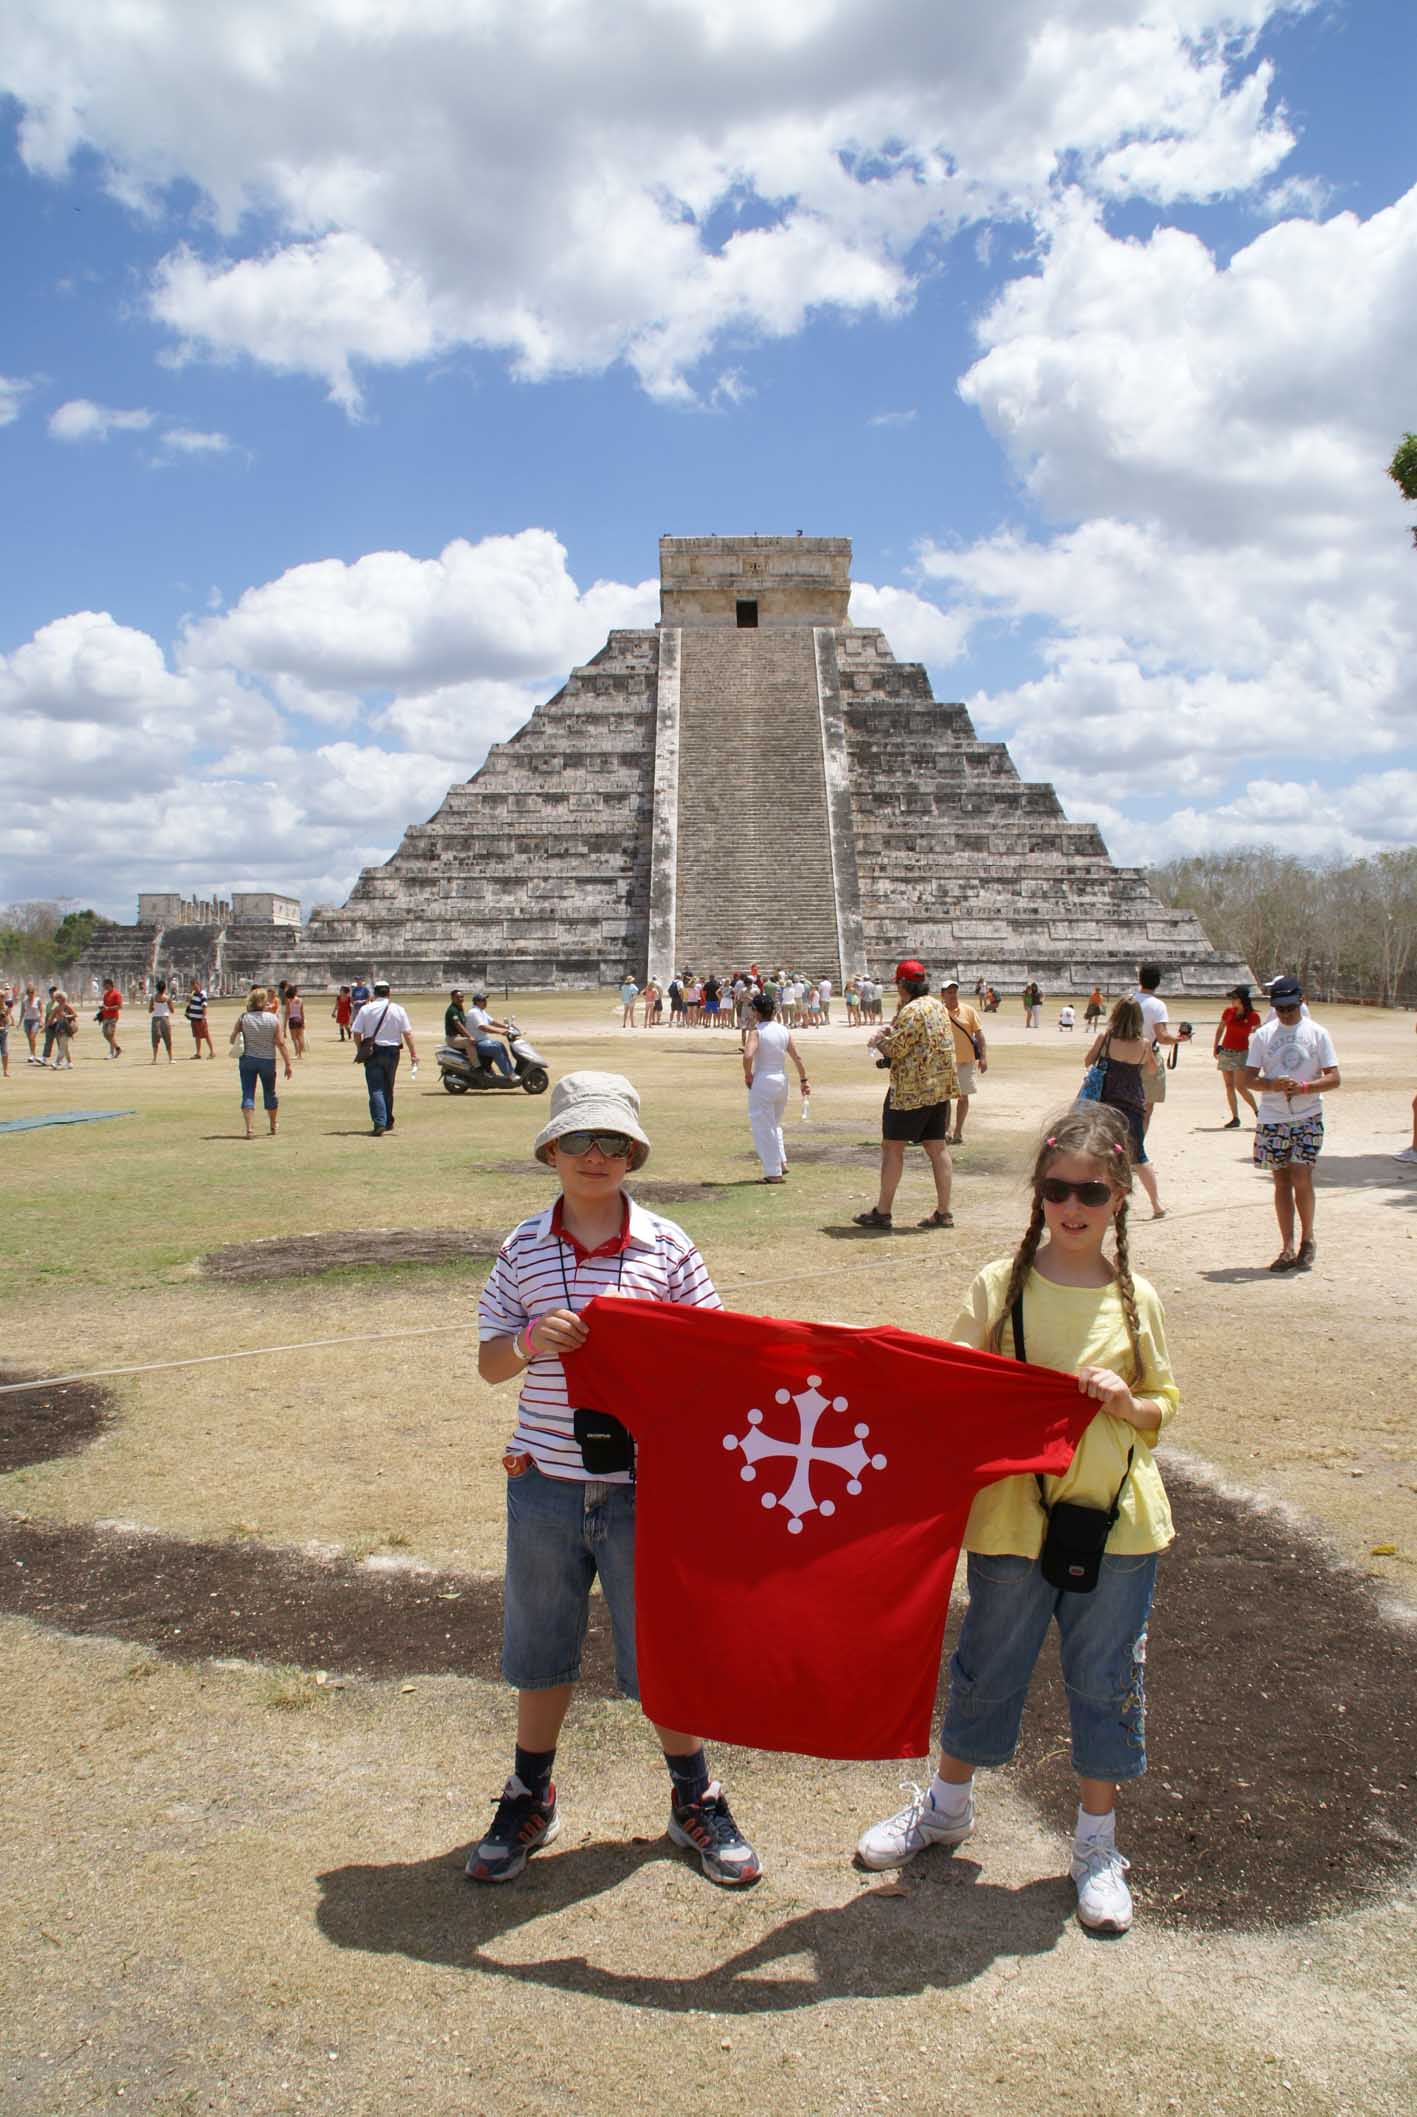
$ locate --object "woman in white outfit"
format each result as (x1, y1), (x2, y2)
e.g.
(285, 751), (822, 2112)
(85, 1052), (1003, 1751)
(742, 991), (809, 1183)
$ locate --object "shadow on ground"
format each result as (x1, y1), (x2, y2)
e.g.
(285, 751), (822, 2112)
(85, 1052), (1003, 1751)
(2, 1371), (1412, 1933)
(314, 1843), (1071, 2007)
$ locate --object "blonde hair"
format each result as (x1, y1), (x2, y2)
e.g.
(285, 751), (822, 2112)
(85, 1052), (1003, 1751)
(989, 1106), (1144, 1385)
(245, 986), (268, 1012)
(1106, 995), (1144, 1040)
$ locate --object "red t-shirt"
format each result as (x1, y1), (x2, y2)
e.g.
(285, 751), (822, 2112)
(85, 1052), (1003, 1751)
(1217, 1005), (1260, 1051)
(100, 987), (122, 1021)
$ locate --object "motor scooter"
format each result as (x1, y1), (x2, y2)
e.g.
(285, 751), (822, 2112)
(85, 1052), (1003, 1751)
(436, 1017), (550, 1095)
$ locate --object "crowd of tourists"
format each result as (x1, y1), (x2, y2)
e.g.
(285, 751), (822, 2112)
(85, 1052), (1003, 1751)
(618, 967), (887, 1030)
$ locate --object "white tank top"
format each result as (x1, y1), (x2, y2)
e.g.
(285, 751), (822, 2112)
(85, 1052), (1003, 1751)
(751, 1019), (791, 1083)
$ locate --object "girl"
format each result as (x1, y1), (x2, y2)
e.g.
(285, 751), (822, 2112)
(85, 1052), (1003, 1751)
(1084, 995), (1165, 1218)
(149, 980), (175, 1064)
(857, 1105), (1178, 1935)
(333, 986), (354, 1041)
(1213, 984), (1261, 1129)
(742, 991), (809, 1183)
(285, 984), (306, 1058)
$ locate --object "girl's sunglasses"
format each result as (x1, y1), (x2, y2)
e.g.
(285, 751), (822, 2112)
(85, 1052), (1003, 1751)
(1041, 1177), (1114, 1206)
(556, 1130), (635, 1160)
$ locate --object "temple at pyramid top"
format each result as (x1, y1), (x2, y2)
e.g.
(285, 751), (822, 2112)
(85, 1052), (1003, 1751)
(659, 535), (852, 628)
(298, 532), (1248, 994)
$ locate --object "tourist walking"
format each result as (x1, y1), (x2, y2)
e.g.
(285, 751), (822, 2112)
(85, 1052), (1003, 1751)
(1024, 981), (1043, 1030)
(99, 977), (123, 1058)
(856, 1104), (1179, 1937)
(1083, 997), (1165, 1218)
(185, 983), (215, 1057)
(50, 989), (77, 1068)
(20, 982), (43, 1062)
(742, 991), (809, 1182)
(229, 986), (292, 1138)
(285, 985), (306, 1058)
(1213, 985), (1261, 1128)
(149, 979), (176, 1064)
(1084, 985), (1105, 1028)
(1135, 963), (1191, 1136)
(941, 978), (987, 1146)
(853, 959), (958, 1232)
(351, 979), (418, 1136)
(1240, 975), (1339, 1273)
(468, 1070), (762, 1889)
(40, 986), (64, 1066)
(333, 986), (354, 1041)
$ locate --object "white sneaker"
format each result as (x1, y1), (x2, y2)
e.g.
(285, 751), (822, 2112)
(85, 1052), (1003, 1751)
(1394, 1146), (1417, 1164)
(856, 1782), (974, 1869)
(1071, 1840), (1133, 1932)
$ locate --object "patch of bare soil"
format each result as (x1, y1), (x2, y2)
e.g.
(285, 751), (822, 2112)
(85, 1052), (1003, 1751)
(0, 1369), (113, 1473)
(2, 1463), (1410, 1933)
(199, 1228), (506, 1281)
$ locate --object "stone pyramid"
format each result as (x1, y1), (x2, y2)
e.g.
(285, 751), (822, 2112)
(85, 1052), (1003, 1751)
(302, 536), (1246, 994)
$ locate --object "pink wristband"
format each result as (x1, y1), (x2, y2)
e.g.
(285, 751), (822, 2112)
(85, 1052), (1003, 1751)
(520, 1321), (537, 1362)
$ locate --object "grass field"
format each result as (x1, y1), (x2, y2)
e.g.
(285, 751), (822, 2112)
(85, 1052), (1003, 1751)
(3, 991), (1415, 2116)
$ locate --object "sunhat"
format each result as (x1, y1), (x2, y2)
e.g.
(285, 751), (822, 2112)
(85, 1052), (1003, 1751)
(533, 1070), (651, 1170)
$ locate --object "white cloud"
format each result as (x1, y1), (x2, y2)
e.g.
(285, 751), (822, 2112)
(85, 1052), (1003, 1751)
(1130, 772), (1417, 866)
(848, 582), (974, 669)
(0, 374), (33, 426)
(0, 529), (659, 915)
(867, 408), (917, 427)
(0, 0), (1304, 407)
(180, 529), (658, 693)
(1256, 171), (1333, 220)
(159, 425), (232, 454)
(916, 188), (1417, 848)
(48, 398), (156, 442)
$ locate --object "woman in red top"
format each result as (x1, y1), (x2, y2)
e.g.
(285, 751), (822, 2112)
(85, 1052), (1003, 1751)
(1213, 984), (1261, 1129)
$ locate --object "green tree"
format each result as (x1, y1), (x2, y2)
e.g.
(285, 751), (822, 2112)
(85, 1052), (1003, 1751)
(1389, 432), (1417, 502)
(53, 908), (112, 969)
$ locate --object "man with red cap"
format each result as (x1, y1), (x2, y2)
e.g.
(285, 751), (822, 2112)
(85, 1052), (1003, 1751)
(853, 959), (959, 1231)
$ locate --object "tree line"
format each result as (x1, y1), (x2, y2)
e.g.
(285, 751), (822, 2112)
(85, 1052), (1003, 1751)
(1149, 849), (1417, 1006)
(0, 904), (115, 978)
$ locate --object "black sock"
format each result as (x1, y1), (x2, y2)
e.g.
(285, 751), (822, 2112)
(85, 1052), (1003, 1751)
(665, 1749), (710, 1807)
(514, 1744), (556, 1798)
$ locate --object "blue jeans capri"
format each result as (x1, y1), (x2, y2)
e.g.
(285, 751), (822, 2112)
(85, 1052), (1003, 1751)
(502, 1462), (640, 1698)
(940, 1550), (1159, 1782)
(238, 1055), (278, 1111)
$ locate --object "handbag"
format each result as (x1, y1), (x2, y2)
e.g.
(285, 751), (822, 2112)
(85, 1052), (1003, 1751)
(1011, 1298), (1132, 1593)
(1078, 1035), (1110, 1103)
(354, 1002), (391, 1065)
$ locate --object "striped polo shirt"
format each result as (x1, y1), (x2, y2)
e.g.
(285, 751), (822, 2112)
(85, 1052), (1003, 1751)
(478, 1195), (721, 1483)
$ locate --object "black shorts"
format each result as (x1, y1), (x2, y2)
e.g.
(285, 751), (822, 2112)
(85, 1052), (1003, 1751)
(882, 1092), (950, 1144)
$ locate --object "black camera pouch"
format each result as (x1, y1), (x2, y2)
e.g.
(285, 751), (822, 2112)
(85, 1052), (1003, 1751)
(572, 1406), (634, 1477)
(1011, 1297), (1133, 1596)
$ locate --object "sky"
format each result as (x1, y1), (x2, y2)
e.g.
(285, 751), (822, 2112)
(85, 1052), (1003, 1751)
(1, 0), (1414, 922)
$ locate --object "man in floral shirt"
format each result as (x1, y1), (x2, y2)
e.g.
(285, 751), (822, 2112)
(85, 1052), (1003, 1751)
(853, 958), (959, 1232)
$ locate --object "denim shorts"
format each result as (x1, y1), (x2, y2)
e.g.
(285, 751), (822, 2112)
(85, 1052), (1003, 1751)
(940, 1550), (1159, 1782)
(502, 1463), (639, 1697)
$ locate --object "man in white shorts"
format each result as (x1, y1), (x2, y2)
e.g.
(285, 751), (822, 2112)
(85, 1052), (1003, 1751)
(941, 978), (987, 1146)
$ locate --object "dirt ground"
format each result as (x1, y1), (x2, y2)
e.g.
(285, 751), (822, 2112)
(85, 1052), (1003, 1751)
(2, 992), (1415, 2116)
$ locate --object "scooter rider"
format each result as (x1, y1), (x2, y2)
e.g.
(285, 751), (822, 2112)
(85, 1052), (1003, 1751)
(453, 988), (515, 1079)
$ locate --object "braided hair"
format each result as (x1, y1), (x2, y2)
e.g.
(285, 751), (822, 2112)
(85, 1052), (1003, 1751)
(989, 1105), (1143, 1385)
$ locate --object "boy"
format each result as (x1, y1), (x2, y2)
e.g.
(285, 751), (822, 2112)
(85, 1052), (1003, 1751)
(1241, 975), (1340, 1273)
(471, 1071), (761, 1887)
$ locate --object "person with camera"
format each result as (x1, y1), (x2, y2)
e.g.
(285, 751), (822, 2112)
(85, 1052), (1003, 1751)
(853, 958), (958, 1231)
(1135, 963), (1191, 1136)
(470, 1071), (762, 1889)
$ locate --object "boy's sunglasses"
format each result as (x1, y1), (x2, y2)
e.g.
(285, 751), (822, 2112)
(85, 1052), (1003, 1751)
(556, 1130), (635, 1160)
(1041, 1177), (1114, 1207)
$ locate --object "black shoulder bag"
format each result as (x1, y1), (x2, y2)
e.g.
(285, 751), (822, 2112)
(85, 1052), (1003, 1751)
(1011, 1296), (1132, 1594)
(354, 1003), (390, 1065)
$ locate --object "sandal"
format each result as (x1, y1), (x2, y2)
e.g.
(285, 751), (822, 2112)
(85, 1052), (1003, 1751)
(918, 1209), (955, 1229)
(852, 1208), (893, 1229)
(1268, 1248), (1298, 1273)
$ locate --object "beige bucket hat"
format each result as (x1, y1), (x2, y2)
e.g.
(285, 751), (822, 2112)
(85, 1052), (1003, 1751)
(532, 1070), (651, 1170)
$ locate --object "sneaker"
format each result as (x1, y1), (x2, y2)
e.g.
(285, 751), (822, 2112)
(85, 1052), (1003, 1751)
(668, 1781), (762, 1886)
(465, 1776), (560, 1883)
(1071, 1840), (1133, 1932)
(1394, 1146), (1417, 1164)
(855, 1782), (975, 1870)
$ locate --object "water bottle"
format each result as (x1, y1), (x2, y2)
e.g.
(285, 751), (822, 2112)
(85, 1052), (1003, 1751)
(410, 1061), (419, 1080)
(800, 1091), (812, 1125)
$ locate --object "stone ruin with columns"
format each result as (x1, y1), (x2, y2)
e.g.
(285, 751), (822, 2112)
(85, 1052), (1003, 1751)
(295, 534), (1246, 995)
